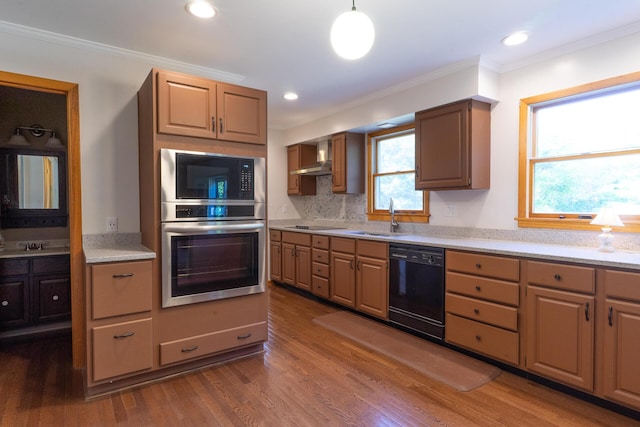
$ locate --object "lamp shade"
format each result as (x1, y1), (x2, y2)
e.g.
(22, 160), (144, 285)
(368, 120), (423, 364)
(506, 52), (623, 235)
(8, 128), (29, 146)
(590, 207), (624, 228)
(330, 7), (375, 60)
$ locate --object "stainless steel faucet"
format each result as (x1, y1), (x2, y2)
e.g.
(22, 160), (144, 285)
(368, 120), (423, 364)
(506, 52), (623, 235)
(389, 198), (399, 232)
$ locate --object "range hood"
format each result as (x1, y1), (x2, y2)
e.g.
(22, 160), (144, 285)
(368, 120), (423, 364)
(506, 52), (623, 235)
(290, 139), (332, 176)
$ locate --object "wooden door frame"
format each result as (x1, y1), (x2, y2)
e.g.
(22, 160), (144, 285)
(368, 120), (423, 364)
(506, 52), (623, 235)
(0, 70), (84, 369)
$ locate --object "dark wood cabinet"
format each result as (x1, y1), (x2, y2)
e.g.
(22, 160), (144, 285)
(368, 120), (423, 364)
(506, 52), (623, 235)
(0, 254), (70, 334)
(415, 99), (491, 190)
(331, 132), (364, 194)
(287, 144), (317, 195)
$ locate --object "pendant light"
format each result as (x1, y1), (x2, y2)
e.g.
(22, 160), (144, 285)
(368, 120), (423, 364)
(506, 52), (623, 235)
(331, 0), (375, 60)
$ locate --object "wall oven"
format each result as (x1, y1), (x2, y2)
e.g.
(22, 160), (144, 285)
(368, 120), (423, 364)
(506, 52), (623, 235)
(160, 148), (266, 308)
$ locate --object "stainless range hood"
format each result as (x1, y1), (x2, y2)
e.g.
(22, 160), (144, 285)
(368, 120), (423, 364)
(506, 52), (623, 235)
(290, 139), (332, 176)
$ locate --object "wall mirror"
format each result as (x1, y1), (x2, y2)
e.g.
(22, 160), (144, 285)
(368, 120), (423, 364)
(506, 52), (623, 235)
(0, 148), (67, 228)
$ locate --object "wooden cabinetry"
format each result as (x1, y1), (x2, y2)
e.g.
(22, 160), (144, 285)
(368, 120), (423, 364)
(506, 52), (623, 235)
(355, 240), (388, 319)
(157, 70), (267, 145)
(330, 237), (357, 308)
(311, 235), (330, 299)
(415, 99), (490, 190)
(0, 255), (70, 334)
(602, 270), (640, 410)
(281, 231), (312, 291)
(269, 230), (282, 283)
(445, 251), (520, 365)
(331, 132), (364, 194)
(86, 260), (154, 385)
(287, 144), (317, 195)
(525, 260), (595, 392)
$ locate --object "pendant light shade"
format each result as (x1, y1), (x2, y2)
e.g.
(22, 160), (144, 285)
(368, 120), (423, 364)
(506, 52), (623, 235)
(331, 1), (375, 60)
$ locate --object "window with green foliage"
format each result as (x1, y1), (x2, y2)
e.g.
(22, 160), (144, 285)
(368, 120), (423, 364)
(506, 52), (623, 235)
(518, 72), (640, 231)
(367, 124), (429, 222)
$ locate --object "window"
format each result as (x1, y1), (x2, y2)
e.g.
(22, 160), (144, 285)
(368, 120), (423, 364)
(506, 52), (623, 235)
(367, 124), (429, 222)
(518, 72), (640, 231)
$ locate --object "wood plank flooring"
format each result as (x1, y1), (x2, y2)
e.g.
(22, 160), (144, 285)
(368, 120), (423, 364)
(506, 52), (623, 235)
(1, 283), (639, 426)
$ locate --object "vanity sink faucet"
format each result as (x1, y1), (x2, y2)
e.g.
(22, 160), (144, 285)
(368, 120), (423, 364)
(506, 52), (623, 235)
(389, 198), (399, 233)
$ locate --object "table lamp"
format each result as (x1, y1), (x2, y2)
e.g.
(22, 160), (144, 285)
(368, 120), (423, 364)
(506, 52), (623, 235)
(590, 207), (624, 252)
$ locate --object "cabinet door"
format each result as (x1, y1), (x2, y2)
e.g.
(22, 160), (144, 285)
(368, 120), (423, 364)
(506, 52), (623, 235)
(0, 276), (29, 328)
(526, 285), (594, 391)
(331, 133), (346, 192)
(603, 299), (640, 410)
(282, 243), (296, 285)
(287, 145), (316, 196)
(157, 71), (217, 139)
(33, 274), (70, 323)
(330, 252), (356, 308)
(217, 83), (267, 145)
(356, 256), (388, 319)
(295, 245), (312, 291)
(270, 242), (282, 282)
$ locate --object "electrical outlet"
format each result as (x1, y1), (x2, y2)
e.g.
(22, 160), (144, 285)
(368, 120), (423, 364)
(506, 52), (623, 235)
(107, 217), (118, 232)
(445, 205), (457, 217)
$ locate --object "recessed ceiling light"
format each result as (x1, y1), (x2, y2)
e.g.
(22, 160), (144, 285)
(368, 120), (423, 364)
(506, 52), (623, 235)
(284, 92), (298, 101)
(185, 0), (217, 19)
(377, 122), (395, 129)
(502, 31), (528, 46)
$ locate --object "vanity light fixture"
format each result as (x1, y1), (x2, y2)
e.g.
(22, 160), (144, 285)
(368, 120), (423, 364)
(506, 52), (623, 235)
(185, 0), (217, 19)
(331, 0), (375, 60)
(502, 31), (528, 46)
(7, 125), (63, 148)
(590, 207), (624, 252)
(7, 128), (29, 146)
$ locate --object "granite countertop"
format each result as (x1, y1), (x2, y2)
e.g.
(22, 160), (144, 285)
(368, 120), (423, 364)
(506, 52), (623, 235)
(271, 225), (640, 271)
(84, 244), (156, 264)
(0, 246), (70, 259)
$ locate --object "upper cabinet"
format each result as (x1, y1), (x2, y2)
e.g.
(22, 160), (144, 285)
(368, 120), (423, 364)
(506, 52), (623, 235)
(287, 144), (317, 196)
(156, 70), (267, 145)
(415, 99), (491, 190)
(331, 132), (364, 194)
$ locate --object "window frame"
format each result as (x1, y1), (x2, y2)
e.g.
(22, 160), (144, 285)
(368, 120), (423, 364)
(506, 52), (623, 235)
(517, 71), (640, 232)
(366, 123), (430, 222)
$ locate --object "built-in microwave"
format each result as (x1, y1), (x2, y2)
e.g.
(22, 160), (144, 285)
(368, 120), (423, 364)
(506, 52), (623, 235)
(160, 148), (265, 221)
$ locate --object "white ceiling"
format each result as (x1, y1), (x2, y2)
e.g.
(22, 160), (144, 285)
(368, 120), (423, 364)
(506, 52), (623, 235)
(3, 0), (640, 130)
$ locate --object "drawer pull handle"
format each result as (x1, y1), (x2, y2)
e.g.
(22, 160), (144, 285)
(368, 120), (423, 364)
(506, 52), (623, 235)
(554, 274), (561, 281)
(52, 295), (59, 301)
(608, 306), (613, 327)
(473, 308), (480, 314)
(113, 273), (134, 278)
(237, 333), (252, 340)
(475, 335), (481, 341)
(475, 263), (481, 269)
(475, 285), (481, 291)
(585, 302), (590, 322)
(113, 332), (135, 339)
(181, 345), (199, 353)
(1, 300), (8, 307)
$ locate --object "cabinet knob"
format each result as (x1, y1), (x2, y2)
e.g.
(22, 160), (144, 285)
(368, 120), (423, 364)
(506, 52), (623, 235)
(554, 274), (561, 281)
(475, 335), (482, 341)
(475, 263), (481, 269)
(473, 308), (480, 315)
(475, 285), (481, 291)
(1, 300), (8, 307)
(52, 295), (59, 301)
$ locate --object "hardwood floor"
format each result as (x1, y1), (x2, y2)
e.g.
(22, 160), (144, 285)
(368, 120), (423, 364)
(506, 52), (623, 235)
(1, 284), (639, 426)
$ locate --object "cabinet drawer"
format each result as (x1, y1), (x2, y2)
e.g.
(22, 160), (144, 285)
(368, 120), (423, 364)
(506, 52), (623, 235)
(91, 261), (152, 320)
(331, 237), (356, 254)
(604, 270), (640, 301)
(160, 321), (267, 366)
(92, 318), (153, 382)
(0, 258), (29, 276)
(447, 251), (519, 281)
(269, 230), (281, 242)
(446, 272), (519, 306)
(312, 235), (330, 249)
(357, 240), (387, 259)
(312, 276), (330, 299)
(0, 278), (29, 326)
(32, 255), (70, 275)
(446, 313), (519, 365)
(312, 248), (329, 264)
(446, 293), (518, 331)
(312, 262), (330, 278)
(526, 261), (594, 294)
(282, 231), (311, 246)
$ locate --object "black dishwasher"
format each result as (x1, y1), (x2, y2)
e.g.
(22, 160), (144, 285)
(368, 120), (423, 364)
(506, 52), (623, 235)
(388, 244), (445, 340)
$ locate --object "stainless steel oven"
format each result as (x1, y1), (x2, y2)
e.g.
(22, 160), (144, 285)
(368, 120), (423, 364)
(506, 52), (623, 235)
(160, 148), (266, 308)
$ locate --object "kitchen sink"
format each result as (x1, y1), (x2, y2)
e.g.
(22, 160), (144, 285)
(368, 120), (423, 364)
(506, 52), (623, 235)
(343, 230), (396, 237)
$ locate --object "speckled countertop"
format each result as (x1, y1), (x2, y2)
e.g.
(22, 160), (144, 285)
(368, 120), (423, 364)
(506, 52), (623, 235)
(270, 225), (640, 271)
(83, 233), (156, 264)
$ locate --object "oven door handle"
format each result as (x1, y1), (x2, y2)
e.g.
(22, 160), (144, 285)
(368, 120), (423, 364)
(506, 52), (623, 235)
(163, 221), (264, 234)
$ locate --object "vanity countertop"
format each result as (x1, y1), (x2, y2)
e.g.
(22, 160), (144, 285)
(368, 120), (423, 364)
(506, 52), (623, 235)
(0, 246), (70, 259)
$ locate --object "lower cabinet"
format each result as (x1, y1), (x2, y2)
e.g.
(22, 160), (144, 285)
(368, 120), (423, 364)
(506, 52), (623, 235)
(311, 235), (330, 299)
(269, 230), (282, 283)
(281, 232), (312, 291)
(330, 237), (356, 308)
(355, 240), (388, 320)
